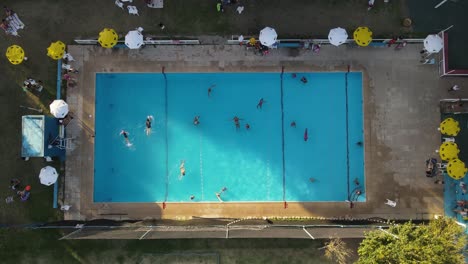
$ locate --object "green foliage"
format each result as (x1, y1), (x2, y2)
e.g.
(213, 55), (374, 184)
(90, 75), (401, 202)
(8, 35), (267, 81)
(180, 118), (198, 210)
(357, 218), (467, 264)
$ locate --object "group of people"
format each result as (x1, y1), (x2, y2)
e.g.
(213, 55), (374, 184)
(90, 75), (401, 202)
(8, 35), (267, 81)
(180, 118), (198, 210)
(0, 6), (24, 36)
(179, 160), (227, 202)
(454, 200), (468, 217)
(119, 115), (154, 146)
(61, 53), (79, 88)
(246, 39), (270, 56)
(22, 78), (43, 93)
(5, 178), (31, 203)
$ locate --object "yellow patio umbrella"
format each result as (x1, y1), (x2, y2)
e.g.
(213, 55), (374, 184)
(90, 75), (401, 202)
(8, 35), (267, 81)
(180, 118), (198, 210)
(353, 27), (372, 47)
(6, 45), (25, 65)
(47, 41), (66, 60)
(98, 28), (118, 48)
(439, 117), (460, 136)
(447, 159), (467, 180)
(438, 142), (459, 161)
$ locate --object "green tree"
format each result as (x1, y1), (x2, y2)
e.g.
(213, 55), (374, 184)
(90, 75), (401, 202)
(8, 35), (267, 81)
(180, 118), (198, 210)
(357, 218), (467, 264)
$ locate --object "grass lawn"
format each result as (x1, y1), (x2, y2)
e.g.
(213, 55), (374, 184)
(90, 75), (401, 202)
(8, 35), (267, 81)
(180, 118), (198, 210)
(0, 228), (360, 263)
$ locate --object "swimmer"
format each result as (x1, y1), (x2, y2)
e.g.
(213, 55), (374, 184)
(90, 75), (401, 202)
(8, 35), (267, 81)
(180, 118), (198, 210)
(257, 98), (265, 109)
(290, 121), (296, 128)
(190, 195), (195, 200)
(233, 116), (242, 130)
(215, 192), (224, 202)
(120, 130), (131, 145)
(292, 73), (297, 78)
(300, 77), (308, 84)
(179, 160), (186, 178)
(193, 116), (200, 126)
(245, 123), (250, 130)
(220, 187), (227, 193)
(354, 178), (360, 186)
(145, 115), (153, 136)
(309, 177), (316, 183)
(208, 84), (216, 97)
(304, 128), (308, 142)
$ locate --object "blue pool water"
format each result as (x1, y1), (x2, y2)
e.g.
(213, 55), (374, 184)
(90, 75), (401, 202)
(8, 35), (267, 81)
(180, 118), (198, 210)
(94, 72), (364, 202)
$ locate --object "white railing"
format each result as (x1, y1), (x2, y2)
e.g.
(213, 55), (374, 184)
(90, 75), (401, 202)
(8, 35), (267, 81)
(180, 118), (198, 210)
(74, 39), (200, 45)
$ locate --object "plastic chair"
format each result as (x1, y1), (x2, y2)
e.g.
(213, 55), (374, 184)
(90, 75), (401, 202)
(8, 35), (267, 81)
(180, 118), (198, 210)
(57, 138), (74, 150)
(437, 163), (448, 169)
(115, 0), (124, 9)
(127, 6), (139, 16)
(61, 205), (71, 211)
(384, 199), (396, 207)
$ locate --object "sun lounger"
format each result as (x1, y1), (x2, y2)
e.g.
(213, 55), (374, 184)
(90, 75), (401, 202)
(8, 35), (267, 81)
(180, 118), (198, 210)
(115, 0), (124, 9)
(147, 0), (164, 8)
(127, 5), (139, 15)
(6, 13), (24, 30)
(385, 199), (396, 207)
(443, 137), (455, 143)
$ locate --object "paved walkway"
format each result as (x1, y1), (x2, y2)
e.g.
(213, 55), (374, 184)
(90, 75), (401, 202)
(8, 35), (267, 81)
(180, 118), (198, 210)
(65, 43), (448, 221)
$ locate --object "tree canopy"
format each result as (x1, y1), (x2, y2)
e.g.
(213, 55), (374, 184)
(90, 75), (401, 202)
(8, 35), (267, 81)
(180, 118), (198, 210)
(357, 218), (467, 264)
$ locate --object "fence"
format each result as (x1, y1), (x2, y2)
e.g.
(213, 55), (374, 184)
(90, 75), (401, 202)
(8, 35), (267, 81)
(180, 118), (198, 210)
(18, 217), (423, 240)
(74, 39), (200, 45)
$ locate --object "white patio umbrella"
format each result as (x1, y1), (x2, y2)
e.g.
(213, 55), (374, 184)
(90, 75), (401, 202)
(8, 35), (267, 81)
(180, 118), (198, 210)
(125, 29), (144, 49)
(328, 27), (348, 46)
(49, 99), (69, 118)
(424, 34), (443, 53)
(259, 27), (277, 47)
(39, 166), (58, 186)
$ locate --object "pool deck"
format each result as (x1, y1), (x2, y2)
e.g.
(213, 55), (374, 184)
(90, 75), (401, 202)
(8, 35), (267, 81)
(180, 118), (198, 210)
(64, 44), (446, 221)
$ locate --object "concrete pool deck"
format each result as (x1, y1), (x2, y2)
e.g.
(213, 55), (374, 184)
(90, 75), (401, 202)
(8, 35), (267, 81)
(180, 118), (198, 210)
(64, 44), (445, 221)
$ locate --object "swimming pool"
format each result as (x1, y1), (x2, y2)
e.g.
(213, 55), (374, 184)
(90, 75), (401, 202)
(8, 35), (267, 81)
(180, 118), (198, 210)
(94, 72), (364, 202)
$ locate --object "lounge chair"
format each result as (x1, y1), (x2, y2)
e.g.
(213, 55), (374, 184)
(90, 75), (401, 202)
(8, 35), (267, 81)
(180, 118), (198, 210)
(384, 199), (396, 207)
(115, 0), (124, 9)
(147, 0), (164, 8)
(127, 5), (139, 15)
(443, 137), (455, 143)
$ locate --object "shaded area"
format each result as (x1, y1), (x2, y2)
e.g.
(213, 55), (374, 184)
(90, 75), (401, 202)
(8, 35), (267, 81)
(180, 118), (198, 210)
(442, 113), (468, 228)
(408, 0), (468, 69)
(0, 228), (359, 263)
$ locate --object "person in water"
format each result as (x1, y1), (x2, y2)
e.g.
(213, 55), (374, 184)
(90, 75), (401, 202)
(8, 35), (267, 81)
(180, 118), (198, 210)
(120, 130), (131, 145)
(245, 123), (250, 130)
(233, 116), (241, 130)
(257, 98), (265, 109)
(193, 116), (200, 126)
(290, 121), (296, 128)
(300, 77), (308, 84)
(145, 115), (153, 136)
(179, 160), (186, 178)
(208, 84), (216, 97)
